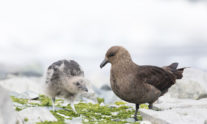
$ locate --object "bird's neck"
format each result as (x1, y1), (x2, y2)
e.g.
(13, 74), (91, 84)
(111, 59), (137, 74)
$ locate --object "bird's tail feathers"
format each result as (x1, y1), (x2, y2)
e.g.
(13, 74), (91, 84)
(164, 62), (188, 79)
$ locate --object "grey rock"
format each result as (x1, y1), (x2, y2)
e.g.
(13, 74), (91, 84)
(140, 108), (207, 124)
(126, 118), (135, 122)
(0, 62), (43, 78)
(91, 83), (121, 104)
(12, 71), (42, 77)
(100, 84), (112, 91)
(0, 77), (42, 94)
(99, 90), (121, 104)
(140, 121), (152, 124)
(10, 90), (39, 100)
(18, 107), (57, 123)
(66, 117), (82, 124)
(204, 119), (207, 124)
(140, 98), (207, 124)
(79, 92), (97, 103)
(0, 86), (20, 124)
(112, 119), (121, 121)
(168, 68), (207, 99)
(154, 97), (207, 110)
(0, 73), (7, 80)
(21, 91), (39, 100)
(197, 93), (207, 100)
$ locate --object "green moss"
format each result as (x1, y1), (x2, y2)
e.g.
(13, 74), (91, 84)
(11, 96), (28, 104)
(39, 95), (52, 106)
(24, 118), (28, 122)
(38, 101), (142, 124)
(12, 95), (144, 124)
(140, 104), (149, 109)
(15, 107), (23, 111)
(97, 97), (104, 104)
(49, 111), (65, 124)
(37, 121), (64, 124)
(114, 101), (127, 106)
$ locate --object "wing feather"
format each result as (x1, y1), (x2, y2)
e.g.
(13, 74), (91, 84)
(137, 66), (176, 92)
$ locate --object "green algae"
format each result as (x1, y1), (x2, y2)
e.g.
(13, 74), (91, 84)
(11, 94), (145, 124)
(38, 101), (142, 124)
(24, 118), (28, 122)
(37, 121), (64, 124)
(39, 95), (52, 106)
(15, 107), (23, 111)
(140, 104), (149, 109)
(11, 96), (28, 104)
(115, 101), (127, 106)
(97, 97), (104, 104)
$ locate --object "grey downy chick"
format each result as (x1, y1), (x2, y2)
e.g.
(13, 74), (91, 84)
(45, 59), (88, 112)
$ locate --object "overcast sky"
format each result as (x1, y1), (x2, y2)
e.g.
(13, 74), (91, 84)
(0, 0), (207, 75)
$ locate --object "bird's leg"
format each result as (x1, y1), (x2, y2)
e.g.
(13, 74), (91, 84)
(134, 104), (139, 121)
(149, 103), (153, 109)
(52, 97), (56, 112)
(70, 102), (77, 113)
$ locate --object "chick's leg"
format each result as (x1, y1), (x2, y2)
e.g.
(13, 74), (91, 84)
(70, 102), (77, 113)
(52, 97), (56, 111)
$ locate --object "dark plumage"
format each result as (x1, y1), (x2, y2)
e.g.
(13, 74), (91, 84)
(100, 46), (185, 121)
(45, 59), (88, 112)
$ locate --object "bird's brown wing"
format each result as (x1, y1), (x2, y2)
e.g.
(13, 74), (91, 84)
(137, 65), (176, 92)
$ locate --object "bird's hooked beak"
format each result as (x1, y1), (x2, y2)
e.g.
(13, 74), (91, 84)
(100, 59), (109, 68)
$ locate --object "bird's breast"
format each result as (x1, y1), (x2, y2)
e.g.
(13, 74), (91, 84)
(110, 71), (137, 102)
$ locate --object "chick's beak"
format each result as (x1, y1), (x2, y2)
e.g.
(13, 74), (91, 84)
(83, 87), (88, 92)
(100, 59), (109, 68)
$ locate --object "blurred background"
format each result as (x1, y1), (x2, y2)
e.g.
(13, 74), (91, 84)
(0, 0), (207, 87)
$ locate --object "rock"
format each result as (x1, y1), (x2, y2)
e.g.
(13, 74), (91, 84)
(154, 97), (207, 110)
(0, 86), (20, 124)
(66, 117), (82, 124)
(0, 72), (7, 80)
(126, 118), (135, 122)
(99, 90), (121, 104)
(197, 93), (207, 100)
(79, 92), (97, 103)
(112, 119), (121, 121)
(0, 77), (43, 94)
(140, 109), (169, 124)
(168, 68), (207, 99)
(10, 90), (39, 100)
(140, 98), (207, 124)
(100, 84), (112, 91)
(18, 107), (57, 123)
(91, 84), (121, 104)
(82, 83), (119, 104)
(0, 62), (43, 78)
(141, 108), (207, 124)
(204, 120), (207, 124)
(20, 91), (39, 100)
(140, 121), (152, 124)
